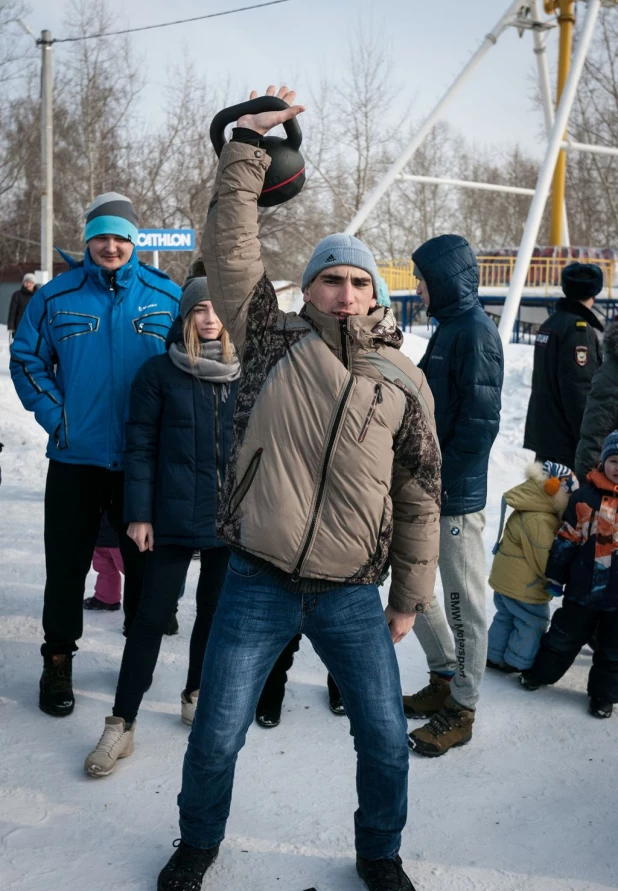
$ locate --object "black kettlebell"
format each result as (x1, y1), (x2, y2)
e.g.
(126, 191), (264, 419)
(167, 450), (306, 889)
(210, 97), (305, 208)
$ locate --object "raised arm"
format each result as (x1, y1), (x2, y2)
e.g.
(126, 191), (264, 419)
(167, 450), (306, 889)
(201, 85), (304, 355)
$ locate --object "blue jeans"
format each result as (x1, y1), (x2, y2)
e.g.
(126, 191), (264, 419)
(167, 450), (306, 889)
(177, 553), (409, 860)
(487, 592), (550, 670)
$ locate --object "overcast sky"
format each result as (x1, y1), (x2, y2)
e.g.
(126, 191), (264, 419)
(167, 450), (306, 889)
(21, 0), (560, 158)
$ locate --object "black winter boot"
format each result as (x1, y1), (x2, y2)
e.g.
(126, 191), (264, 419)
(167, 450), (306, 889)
(165, 611), (179, 636)
(255, 696), (282, 728)
(519, 671), (542, 691)
(83, 596), (120, 611)
(157, 839), (219, 891)
(356, 855), (416, 890)
(39, 654), (75, 717)
(589, 697), (613, 719)
(327, 673), (346, 715)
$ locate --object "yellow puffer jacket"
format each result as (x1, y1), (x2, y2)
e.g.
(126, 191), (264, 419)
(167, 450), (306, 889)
(488, 463), (569, 604)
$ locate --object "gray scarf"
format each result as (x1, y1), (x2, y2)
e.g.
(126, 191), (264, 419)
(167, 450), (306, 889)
(169, 340), (240, 395)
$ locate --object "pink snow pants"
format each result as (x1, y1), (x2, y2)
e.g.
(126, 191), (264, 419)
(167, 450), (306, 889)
(93, 547), (124, 605)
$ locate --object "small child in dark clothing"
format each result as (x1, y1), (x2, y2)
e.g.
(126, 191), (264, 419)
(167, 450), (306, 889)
(521, 430), (618, 718)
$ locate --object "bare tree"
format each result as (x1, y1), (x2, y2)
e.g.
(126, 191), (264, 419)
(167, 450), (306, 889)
(566, 9), (618, 246)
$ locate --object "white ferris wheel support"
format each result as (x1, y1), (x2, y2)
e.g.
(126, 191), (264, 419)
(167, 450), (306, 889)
(343, 0), (524, 237)
(498, 0), (605, 346)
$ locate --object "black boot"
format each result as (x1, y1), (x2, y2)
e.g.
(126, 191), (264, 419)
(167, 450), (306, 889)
(327, 673), (346, 715)
(83, 596), (120, 611)
(39, 654), (75, 717)
(255, 695), (282, 728)
(519, 671), (542, 691)
(157, 839), (219, 891)
(589, 697), (613, 719)
(356, 855), (416, 891)
(165, 611), (179, 636)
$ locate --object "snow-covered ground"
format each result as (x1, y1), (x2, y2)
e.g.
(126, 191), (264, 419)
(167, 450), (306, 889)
(0, 324), (615, 891)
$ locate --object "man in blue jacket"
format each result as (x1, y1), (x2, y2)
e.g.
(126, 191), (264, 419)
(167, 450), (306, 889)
(403, 234), (504, 756)
(10, 192), (181, 718)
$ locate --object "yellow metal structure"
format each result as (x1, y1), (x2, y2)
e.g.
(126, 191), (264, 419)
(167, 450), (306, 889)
(378, 256), (614, 297)
(546, 0), (576, 246)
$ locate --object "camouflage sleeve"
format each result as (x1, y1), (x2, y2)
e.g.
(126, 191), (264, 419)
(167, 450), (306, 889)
(389, 388), (442, 614)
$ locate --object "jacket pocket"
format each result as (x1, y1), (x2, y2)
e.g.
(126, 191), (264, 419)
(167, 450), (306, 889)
(132, 311), (174, 340)
(51, 311), (99, 343)
(54, 407), (69, 450)
(358, 383), (383, 443)
(372, 495), (392, 563)
(229, 448), (263, 516)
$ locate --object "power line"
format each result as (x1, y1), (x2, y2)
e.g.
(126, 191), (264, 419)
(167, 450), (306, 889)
(50, 0), (291, 44)
(0, 231), (82, 257)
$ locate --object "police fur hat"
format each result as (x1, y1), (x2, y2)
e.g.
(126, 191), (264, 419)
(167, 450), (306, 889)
(561, 263), (604, 301)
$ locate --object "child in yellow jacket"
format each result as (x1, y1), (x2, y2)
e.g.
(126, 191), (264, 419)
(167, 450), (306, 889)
(487, 461), (578, 672)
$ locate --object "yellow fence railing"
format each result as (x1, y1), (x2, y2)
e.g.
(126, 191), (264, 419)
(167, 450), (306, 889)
(378, 256), (615, 298)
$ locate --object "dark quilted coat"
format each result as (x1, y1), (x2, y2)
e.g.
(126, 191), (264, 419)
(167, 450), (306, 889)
(414, 234), (504, 516)
(123, 319), (238, 548)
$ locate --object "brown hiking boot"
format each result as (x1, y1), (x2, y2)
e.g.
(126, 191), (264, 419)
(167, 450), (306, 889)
(407, 695), (474, 757)
(402, 671), (451, 719)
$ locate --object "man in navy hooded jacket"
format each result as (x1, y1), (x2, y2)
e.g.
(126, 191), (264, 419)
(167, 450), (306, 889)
(10, 192), (181, 718)
(403, 234), (503, 757)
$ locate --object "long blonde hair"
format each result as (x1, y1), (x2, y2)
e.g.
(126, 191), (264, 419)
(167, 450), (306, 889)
(183, 308), (234, 366)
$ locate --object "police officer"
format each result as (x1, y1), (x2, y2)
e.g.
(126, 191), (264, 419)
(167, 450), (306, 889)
(524, 262), (604, 468)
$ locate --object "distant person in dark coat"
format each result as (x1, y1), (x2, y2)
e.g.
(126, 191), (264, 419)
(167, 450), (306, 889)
(404, 234), (504, 758)
(524, 262), (604, 468)
(7, 273), (36, 341)
(575, 321), (618, 481)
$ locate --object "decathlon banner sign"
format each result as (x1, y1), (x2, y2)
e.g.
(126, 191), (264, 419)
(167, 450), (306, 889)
(136, 229), (195, 251)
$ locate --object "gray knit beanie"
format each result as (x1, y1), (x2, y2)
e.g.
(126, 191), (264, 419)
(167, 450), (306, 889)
(180, 277), (210, 321)
(301, 233), (380, 297)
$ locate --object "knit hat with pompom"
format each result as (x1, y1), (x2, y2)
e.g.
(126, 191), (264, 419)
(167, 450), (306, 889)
(541, 461), (578, 496)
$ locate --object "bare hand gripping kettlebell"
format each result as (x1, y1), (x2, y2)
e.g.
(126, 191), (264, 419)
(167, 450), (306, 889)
(210, 97), (306, 208)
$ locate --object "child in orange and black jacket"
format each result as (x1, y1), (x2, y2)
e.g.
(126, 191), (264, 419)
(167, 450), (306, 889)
(520, 430), (618, 718)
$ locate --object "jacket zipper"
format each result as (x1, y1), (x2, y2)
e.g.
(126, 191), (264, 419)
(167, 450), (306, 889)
(358, 383), (383, 442)
(340, 319), (350, 369)
(108, 273), (116, 468)
(291, 375), (355, 581)
(213, 384), (223, 507)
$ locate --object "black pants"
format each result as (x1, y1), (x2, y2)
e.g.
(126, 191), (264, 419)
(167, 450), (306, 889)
(41, 461), (145, 658)
(533, 598), (618, 701)
(257, 635), (301, 712)
(113, 545), (230, 724)
(256, 636), (341, 712)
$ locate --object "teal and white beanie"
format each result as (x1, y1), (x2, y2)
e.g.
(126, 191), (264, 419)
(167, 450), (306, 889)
(84, 192), (139, 244)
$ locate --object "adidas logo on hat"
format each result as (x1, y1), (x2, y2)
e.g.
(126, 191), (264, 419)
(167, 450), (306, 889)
(325, 254), (337, 262)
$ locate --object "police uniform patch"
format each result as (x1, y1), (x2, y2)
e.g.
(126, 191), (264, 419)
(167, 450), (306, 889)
(575, 346), (589, 367)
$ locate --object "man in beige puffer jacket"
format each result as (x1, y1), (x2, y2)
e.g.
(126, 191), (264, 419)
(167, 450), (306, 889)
(159, 87), (441, 891)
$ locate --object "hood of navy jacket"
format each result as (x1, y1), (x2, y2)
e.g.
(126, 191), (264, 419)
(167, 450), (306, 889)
(412, 234), (480, 323)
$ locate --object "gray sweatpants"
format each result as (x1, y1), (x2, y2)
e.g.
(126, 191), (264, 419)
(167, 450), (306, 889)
(412, 511), (487, 710)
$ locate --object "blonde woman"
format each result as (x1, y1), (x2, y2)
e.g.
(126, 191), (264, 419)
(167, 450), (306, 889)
(85, 277), (240, 776)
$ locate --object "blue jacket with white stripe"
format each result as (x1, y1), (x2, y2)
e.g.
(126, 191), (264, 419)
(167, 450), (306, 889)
(10, 247), (181, 470)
